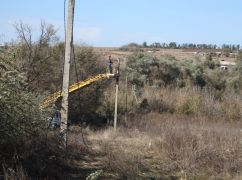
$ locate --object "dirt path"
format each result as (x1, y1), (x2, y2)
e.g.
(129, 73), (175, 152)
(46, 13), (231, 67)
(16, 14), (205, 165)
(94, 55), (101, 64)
(65, 139), (118, 180)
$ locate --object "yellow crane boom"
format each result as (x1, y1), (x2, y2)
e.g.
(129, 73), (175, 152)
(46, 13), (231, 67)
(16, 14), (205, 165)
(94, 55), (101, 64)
(39, 73), (115, 109)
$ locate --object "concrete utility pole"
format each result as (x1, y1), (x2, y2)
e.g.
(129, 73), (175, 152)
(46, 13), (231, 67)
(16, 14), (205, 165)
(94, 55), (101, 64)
(60, 0), (75, 146)
(124, 75), (128, 125)
(114, 58), (120, 131)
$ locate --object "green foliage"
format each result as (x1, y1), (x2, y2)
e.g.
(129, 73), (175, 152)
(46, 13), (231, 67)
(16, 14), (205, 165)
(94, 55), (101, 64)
(0, 63), (65, 179)
(204, 54), (218, 69)
(126, 53), (204, 88)
(126, 53), (155, 87)
(126, 52), (242, 93)
(206, 70), (226, 91)
(4, 28), (110, 125)
(3, 23), (110, 125)
(222, 47), (232, 57)
(0, 70), (47, 142)
(154, 56), (184, 87)
(119, 52), (242, 119)
(0, 47), (19, 77)
(223, 61), (242, 93)
(142, 41), (148, 48)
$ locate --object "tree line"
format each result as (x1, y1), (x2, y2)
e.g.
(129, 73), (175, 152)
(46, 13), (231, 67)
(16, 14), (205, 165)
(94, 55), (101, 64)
(139, 42), (241, 51)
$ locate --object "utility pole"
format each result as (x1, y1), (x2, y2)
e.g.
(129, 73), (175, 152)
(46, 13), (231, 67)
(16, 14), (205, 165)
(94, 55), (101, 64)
(124, 75), (128, 125)
(60, 0), (75, 146)
(114, 58), (120, 131)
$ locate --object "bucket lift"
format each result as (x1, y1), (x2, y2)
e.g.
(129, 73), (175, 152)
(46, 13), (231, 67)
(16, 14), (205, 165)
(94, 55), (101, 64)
(40, 56), (120, 127)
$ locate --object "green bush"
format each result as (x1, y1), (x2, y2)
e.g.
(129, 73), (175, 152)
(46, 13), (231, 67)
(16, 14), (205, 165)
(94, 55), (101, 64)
(126, 54), (184, 87)
(0, 68), (55, 178)
(0, 70), (47, 142)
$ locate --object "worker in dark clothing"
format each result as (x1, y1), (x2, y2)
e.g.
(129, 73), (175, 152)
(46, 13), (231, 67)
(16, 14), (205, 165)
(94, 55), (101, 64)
(108, 55), (113, 74)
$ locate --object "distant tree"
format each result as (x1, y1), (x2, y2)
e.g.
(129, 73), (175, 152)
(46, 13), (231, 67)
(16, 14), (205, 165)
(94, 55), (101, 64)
(120, 43), (143, 52)
(162, 43), (167, 48)
(151, 42), (161, 48)
(142, 41), (148, 48)
(236, 45), (240, 50)
(169, 42), (177, 49)
(128, 42), (140, 47)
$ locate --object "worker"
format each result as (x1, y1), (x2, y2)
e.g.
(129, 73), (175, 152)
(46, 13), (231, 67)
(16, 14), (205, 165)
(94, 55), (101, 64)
(108, 55), (113, 74)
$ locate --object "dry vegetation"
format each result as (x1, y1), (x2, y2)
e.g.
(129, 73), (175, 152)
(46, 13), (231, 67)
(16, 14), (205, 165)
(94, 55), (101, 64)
(81, 113), (242, 179)
(96, 47), (237, 63)
(1, 22), (242, 179)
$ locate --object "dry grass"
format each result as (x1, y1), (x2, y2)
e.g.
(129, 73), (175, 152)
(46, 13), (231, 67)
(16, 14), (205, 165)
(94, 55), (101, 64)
(140, 86), (242, 121)
(87, 113), (242, 179)
(3, 114), (241, 179)
(67, 128), (90, 155)
(105, 80), (242, 123)
(3, 163), (28, 180)
(94, 47), (237, 62)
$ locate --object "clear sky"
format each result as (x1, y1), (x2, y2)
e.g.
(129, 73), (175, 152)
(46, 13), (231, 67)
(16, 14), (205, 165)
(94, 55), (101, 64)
(1, 0), (242, 47)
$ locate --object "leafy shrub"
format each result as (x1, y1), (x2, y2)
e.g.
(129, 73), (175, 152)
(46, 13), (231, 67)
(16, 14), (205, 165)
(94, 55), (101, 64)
(126, 54), (185, 88)
(121, 52), (242, 119)
(0, 70), (47, 143)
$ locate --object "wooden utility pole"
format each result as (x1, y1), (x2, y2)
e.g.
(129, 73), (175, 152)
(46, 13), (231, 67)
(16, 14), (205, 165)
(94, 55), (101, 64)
(114, 58), (120, 131)
(60, 0), (75, 146)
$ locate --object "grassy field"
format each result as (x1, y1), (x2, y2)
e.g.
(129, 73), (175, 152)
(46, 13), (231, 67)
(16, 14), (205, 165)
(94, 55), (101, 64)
(61, 113), (242, 179)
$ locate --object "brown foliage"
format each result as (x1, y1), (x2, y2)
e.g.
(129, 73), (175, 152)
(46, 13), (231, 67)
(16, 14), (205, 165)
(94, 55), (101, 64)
(89, 113), (242, 179)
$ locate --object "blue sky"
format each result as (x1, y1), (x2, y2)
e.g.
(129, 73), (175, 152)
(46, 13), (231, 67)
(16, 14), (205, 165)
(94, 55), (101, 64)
(1, 0), (242, 47)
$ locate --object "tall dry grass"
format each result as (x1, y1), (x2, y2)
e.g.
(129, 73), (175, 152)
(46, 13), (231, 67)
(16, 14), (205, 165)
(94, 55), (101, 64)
(140, 85), (242, 121)
(2, 163), (29, 180)
(88, 113), (242, 179)
(103, 80), (242, 124)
